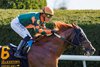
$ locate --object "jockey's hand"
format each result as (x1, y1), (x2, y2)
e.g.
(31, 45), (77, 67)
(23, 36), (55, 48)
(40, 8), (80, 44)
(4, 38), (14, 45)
(51, 30), (58, 34)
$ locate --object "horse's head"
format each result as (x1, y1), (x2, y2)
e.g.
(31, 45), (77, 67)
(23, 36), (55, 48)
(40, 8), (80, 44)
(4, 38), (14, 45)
(54, 21), (96, 56)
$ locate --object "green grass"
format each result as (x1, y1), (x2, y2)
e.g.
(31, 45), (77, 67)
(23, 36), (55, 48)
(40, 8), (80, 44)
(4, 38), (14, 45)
(54, 10), (100, 24)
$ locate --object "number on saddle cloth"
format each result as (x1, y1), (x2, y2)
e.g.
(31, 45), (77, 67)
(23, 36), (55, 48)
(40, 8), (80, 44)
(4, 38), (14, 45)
(3, 43), (29, 67)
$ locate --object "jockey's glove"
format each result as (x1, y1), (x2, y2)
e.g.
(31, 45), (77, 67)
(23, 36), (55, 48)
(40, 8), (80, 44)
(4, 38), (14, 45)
(51, 30), (58, 34)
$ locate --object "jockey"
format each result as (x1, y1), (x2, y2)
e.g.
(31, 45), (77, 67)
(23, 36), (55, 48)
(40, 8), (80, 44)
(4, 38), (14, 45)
(10, 6), (55, 58)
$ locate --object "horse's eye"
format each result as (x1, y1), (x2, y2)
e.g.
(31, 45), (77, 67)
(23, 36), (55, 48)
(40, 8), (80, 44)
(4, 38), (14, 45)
(79, 33), (84, 38)
(79, 33), (86, 41)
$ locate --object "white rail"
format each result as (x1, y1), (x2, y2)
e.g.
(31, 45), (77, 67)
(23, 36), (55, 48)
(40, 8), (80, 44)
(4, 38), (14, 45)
(59, 55), (100, 67)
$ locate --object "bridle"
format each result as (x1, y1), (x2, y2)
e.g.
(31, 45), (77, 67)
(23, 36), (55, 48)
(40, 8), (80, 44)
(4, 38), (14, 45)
(71, 27), (85, 46)
(54, 27), (83, 46)
(54, 27), (95, 55)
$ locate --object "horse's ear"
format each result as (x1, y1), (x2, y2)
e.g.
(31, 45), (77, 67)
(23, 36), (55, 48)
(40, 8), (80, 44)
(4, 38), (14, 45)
(72, 23), (78, 28)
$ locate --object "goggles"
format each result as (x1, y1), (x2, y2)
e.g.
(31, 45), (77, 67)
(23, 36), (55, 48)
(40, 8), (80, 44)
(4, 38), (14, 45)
(45, 13), (53, 18)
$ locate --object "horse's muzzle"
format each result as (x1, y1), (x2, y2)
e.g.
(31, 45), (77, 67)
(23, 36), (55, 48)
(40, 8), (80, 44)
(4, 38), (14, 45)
(84, 48), (96, 56)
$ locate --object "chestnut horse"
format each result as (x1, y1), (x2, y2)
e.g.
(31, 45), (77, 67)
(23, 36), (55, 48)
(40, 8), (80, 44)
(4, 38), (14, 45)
(28, 21), (96, 67)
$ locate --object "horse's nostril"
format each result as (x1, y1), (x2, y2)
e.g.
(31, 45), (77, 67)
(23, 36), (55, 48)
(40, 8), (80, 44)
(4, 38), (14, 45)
(92, 48), (96, 52)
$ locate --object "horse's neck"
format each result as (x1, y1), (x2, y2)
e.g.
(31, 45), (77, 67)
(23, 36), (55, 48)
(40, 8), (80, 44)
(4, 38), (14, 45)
(45, 36), (66, 57)
(54, 28), (75, 56)
(44, 28), (75, 57)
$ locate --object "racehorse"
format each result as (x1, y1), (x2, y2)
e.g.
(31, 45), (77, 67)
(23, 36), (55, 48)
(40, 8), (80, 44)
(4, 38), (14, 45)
(28, 21), (96, 67)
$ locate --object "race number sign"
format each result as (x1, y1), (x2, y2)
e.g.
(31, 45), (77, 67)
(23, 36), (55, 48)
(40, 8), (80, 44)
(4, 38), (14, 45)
(0, 46), (20, 67)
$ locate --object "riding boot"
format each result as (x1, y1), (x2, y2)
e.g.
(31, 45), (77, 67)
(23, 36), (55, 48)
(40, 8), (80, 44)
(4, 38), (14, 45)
(14, 35), (30, 59)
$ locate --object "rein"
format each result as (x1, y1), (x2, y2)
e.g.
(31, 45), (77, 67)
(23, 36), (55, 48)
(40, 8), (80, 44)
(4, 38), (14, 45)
(53, 27), (82, 46)
(54, 33), (74, 46)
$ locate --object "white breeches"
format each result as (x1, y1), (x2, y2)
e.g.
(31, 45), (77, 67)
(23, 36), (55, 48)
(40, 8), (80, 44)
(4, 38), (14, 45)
(10, 17), (32, 39)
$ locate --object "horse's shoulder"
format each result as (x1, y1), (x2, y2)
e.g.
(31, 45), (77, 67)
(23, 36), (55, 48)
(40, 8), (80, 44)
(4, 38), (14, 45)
(34, 35), (51, 45)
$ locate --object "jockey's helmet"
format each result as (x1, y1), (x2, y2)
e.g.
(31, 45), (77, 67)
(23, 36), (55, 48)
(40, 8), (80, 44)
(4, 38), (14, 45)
(41, 6), (54, 16)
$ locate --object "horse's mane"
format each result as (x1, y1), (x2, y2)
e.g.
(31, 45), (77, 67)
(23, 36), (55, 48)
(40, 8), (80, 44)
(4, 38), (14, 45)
(34, 21), (75, 44)
(54, 21), (73, 31)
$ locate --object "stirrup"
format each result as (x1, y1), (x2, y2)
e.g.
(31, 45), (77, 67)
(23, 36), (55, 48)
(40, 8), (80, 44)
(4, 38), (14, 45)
(14, 53), (26, 59)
